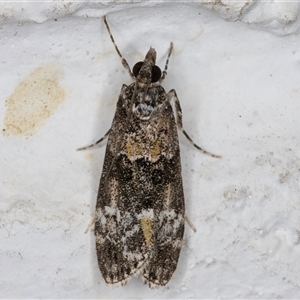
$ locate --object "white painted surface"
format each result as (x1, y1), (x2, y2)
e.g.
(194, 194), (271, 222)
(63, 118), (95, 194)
(1, 2), (300, 298)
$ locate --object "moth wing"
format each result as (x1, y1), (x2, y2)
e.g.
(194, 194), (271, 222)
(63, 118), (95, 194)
(94, 87), (149, 285)
(140, 102), (185, 287)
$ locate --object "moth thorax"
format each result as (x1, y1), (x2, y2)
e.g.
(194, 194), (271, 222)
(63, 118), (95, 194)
(134, 103), (154, 120)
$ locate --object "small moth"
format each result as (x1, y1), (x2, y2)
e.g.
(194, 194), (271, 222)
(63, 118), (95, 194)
(79, 16), (220, 288)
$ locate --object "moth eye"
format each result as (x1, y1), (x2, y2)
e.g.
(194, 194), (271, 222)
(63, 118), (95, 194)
(151, 65), (161, 83)
(152, 169), (163, 185)
(132, 61), (143, 77)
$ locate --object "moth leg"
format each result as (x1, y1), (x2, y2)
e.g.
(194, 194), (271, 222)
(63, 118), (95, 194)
(77, 129), (110, 151)
(185, 215), (196, 233)
(159, 42), (173, 83)
(84, 215), (95, 234)
(103, 15), (135, 80)
(167, 89), (221, 158)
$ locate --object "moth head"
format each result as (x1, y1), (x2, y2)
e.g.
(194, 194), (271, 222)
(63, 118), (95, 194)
(132, 47), (161, 83)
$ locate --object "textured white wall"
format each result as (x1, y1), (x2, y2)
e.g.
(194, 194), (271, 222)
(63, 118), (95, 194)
(1, 2), (300, 298)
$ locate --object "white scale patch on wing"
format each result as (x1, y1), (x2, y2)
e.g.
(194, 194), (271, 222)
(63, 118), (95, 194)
(157, 210), (184, 247)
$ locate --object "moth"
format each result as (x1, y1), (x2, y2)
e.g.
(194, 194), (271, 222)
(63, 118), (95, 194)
(79, 16), (220, 288)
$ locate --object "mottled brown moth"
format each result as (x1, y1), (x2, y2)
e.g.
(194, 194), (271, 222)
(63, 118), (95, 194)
(79, 16), (220, 288)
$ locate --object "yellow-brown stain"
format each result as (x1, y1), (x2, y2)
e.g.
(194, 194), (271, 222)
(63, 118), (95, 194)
(126, 139), (143, 158)
(140, 217), (154, 247)
(150, 139), (162, 160)
(126, 137), (162, 160)
(3, 63), (65, 136)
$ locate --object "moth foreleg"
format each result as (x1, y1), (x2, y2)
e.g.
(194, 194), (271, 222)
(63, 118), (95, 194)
(167, 89), (221, 158)
(77, 129), (110, 151)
